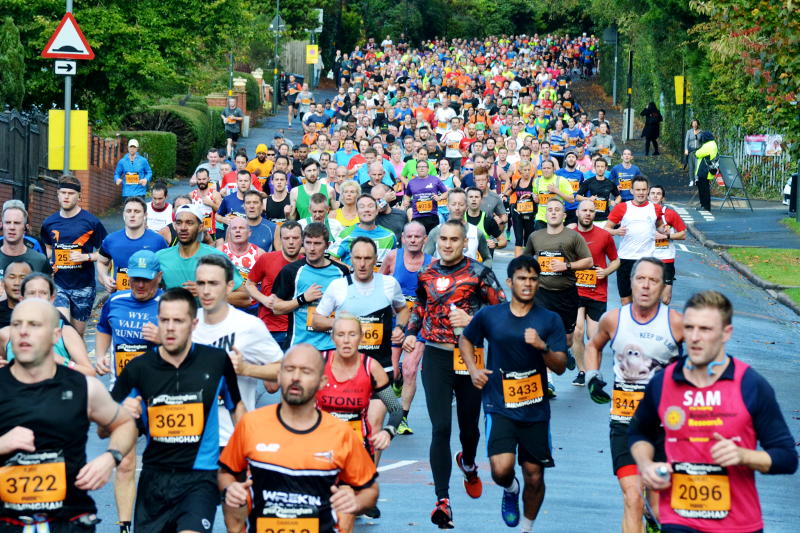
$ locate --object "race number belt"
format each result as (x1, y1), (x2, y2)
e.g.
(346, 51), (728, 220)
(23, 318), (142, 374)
(306, 306), (333, 332)
(516, 200), (534, 214)
(598, 147), (610, 155)
(575, 269), (598, 288)
(656, 226), (671, 249)
(501, 369), (544, 408)
(537, 255), (563, 274)
(670, 462), (730, 519)
(593, 199), (608, 211)
(358, 319), (383, 350)
(536, 193), (554, 205)
(331, 412), (364, 438)
(618, 179), (631, 191)
(256, 517), (319, 533)
(54, 244), (82, 269)
(0, 451), (67, 511)
(147, 391), (204, 442)
(453, 347), (484, 376)
(610, 382), (645, 422)
(415, 199), (433, 213)
(115, 267), (130, 291)
(125, 172), (140, 185)
(115, 343), (147, 377)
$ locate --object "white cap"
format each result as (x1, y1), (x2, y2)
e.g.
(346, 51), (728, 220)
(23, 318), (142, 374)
(128, 139), (139, 148)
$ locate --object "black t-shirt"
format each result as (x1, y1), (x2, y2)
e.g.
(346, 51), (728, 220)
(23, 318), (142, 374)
(376, 209), (408, 244)
(577, 177), (620, 221)
(111, 343), (242, 471)
(0, 299), (12, 329)
(264, 195), (291, 223)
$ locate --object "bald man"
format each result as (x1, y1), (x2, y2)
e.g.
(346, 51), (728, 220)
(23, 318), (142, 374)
(1, 299), (137, 531)
(219, 344), (380, 533)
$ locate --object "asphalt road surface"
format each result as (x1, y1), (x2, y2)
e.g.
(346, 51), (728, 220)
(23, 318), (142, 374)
(84, 223), (800, 532)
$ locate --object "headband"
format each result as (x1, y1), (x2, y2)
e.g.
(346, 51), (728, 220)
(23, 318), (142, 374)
(58, 182), (81, 192)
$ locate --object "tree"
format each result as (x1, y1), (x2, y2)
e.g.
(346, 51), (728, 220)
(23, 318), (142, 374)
(0, 16), (25, 109)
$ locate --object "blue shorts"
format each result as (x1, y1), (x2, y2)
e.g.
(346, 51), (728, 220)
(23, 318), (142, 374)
(54, 285), (96, 322)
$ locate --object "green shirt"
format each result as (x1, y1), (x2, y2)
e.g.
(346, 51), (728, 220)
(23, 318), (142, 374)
(533, 176), (574, 222)
(155, 243), (243, 290)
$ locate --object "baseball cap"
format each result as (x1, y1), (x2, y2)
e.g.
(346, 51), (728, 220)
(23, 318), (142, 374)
(174, 203), (204, 222)
(128, 139), (139, 148)
(127, 250), (161, 280)
(256, 143), (268, 153)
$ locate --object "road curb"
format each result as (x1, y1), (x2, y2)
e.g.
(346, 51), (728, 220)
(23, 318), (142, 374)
(687, 223), (800, 316)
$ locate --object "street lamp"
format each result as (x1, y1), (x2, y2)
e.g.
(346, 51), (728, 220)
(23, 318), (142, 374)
(269, 5), (286, 115)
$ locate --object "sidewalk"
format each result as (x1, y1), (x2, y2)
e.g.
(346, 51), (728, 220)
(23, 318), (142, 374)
(569, 79), (800, 248)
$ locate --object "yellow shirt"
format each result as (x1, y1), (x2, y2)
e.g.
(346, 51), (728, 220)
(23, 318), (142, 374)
(533, 176), (574, 222)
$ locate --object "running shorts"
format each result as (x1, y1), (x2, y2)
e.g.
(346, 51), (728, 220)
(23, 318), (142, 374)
(134, 469), (217, 533)
(54, 285), (96, 323)
(616, 259), (637, 299)
(663, 261), (675, 286)
(578, 296), (606, 323)
(487, 413), (554, 468)
(534, 286), (579, 334)
(610, 422), (664, 477)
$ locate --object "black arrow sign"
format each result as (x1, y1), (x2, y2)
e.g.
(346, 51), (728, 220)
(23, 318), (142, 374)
(57, 63), (74, 73)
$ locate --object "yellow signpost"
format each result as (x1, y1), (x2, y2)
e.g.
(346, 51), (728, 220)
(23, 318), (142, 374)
(48, 109), (89, 170)
(306, 44), (319, 65)
(674, 76), (692, 105)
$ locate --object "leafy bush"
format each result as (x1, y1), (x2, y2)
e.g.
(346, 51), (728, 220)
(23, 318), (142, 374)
(124, 105), (211, 176)
(208, 106), (227, 148)
(118, 130), (177, 180)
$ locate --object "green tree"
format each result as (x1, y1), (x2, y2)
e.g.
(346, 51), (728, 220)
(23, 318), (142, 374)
(0, 16), (25, 109)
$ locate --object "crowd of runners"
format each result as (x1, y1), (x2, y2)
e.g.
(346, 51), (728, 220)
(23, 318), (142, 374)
(0, 33), (796, 533)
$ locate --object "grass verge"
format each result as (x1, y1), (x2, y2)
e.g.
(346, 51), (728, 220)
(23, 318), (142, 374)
(780, 217), (800, 236)
(726, 248), (800, 287)
(784, 288), (800, 308)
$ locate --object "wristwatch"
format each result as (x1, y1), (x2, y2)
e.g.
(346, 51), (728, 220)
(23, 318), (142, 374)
(107, 449), (124, 466)
(565, 262), (571, 271)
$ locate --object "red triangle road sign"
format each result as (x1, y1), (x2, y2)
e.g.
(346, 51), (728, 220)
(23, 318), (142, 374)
(41, 13), (95, 60)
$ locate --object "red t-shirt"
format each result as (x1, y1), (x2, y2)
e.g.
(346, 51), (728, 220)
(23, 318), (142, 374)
(220, 170), (262, 196)
(572, 226), (618, 302)
(248, 250), (302, 332)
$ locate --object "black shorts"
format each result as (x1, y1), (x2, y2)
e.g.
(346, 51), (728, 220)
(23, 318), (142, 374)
(564, 209), (578, 226)
(664, 261), (675, 285)
(414, 214), (440, 235)
(609, 422), (664, 476)
(616, 259), (637, 299)
(0, 520), (96, 532)
(578, 296), (606, 322)
(225, 131), (240, 142)
(486, 413), (554, 468)
(533, 220), (548, 231)
(135, 469), (218, 533)
(534, 286), (579, 334)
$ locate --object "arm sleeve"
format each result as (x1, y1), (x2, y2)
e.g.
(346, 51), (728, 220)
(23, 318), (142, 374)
(96, 301), (112, 335)
(389, 278), (406, 310)
(114, 160), (124, 181)
(142, 159), (153, 182)
(375, 386), (403, 431)
(742, 368), (799, 475)
(109, 364), (134, 403)
(604, 232), (619, 261)
(628, 371), (666, 447)
(571, 232), (593, 261)
(218, 414), (248, 474)
(314, 282), (340, 318)
(405, 278), (428, 337)
(484, 217), (502, 239)
(271, 265), (294, 300)
(544, 313), (568, 353)
(684, 130), (690, 152)
(462, 307), (486, 347)
(480, 268), (506, 305)
(92, 221), (108, 249)
(607, 202), (626, 224)
(221, 355), (243, 411)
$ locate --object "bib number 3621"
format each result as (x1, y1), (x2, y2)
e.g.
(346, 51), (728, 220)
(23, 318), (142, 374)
(257, 517), (319, 533)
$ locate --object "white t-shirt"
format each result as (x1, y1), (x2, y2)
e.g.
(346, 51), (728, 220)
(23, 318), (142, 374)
(193, 305), (283, 445)
(442, 130), (466, 159)
(315, 274), (406, 317)
(435, 107), (457, 134)
(607, 201), (664, 260)
(146, 202), (173, 232)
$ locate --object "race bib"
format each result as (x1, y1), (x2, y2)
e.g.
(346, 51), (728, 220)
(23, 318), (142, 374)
(115, 343), (147, 377)
(0, 451), (67, 511)
(516, 200), (534, 214)
(54, 244), (82, 269)
(537, 256), (563, 274)
(147, 392), (204, 442)
(125, 172), (140, 185)
(618, 179), (631, 191)
(536, 193), (554, 205)
(551, 144), (564, 152)
(359, 322), (384, 348)
(575, 269), (598, 288)
(257, 517), (319, 533)
(438, 195), (448, 207)
(306, 305), (333, 332)
(568, 137), (578, 146)
(671, 463), (730, 519)
(332, 412), (364, 438)
(593, 199), (608, 211)
(599, 147), (610, 156)
(655, 237), (669, 248)
(405, 298), (416, 312)
(610, 382), (645, 422)
(453, 347), (484, 376)
(501, 370), (544, 407)
(416, 199), (433, 213)
(202, 215), (213, 231)
(115, 268), (130, 291)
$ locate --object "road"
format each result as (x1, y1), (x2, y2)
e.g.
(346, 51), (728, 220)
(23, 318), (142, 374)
(83, 213), (800, 532)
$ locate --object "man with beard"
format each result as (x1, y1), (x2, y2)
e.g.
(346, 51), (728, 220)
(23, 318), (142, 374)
(154, 204), (250, 307)
(219, 344), (378, 533)
(190, 168), (223, 241)
(291, 159), (336, 220)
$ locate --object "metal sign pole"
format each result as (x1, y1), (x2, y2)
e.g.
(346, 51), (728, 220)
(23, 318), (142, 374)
(62, 0), (74, 176)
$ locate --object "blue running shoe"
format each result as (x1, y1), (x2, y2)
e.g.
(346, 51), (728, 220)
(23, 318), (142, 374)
(501, 478), (520, 527)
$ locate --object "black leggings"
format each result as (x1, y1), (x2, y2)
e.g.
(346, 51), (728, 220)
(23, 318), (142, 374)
(511, 211), (536, 247)
(644, 137), (660, 155)
(421, 344), (482, 500)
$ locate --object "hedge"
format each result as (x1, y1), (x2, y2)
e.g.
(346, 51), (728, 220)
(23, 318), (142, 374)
(208, 106), (226, 148)
(123, 104), (211, 176)
(118, 130), (177, 180)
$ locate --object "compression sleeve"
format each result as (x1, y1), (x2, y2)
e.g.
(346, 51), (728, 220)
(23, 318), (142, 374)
(375, 385), (403, 434)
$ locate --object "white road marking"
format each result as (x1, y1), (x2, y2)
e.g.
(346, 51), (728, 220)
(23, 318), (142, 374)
(377, 460), (418, 473)
(677, 243), (688, 251)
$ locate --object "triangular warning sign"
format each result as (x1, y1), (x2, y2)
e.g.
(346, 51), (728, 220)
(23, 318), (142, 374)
(41, 13), (94, 60)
